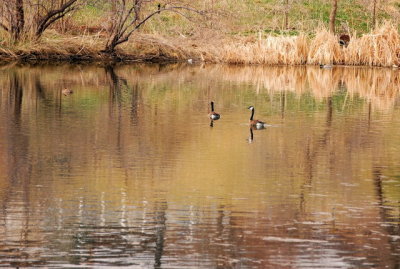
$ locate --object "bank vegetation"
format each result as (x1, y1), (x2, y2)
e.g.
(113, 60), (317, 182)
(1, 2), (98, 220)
(0, 0), (399, 67)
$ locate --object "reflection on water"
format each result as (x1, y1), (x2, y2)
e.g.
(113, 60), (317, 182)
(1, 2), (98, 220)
(1, 64), (400, 267)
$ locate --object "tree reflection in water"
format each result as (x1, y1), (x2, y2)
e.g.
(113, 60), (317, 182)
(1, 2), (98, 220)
(0, 64), (399, 267)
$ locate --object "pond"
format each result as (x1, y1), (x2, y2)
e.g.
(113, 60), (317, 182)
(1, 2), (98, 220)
(1, 63), (400, 268)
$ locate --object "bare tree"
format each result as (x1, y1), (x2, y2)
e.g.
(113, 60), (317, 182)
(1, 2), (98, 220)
(372, 0), (377, 28)
(329, 0), (338, 34)
(14, 0), (24, 40)
(0, 0), (25, 40)
(0, 0), (83, 41)
(284, 0), (289, 30)
(34, 0), (81, 38)
(103, 0), (205, 53)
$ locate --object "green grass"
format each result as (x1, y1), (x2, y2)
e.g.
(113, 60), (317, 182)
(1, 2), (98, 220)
(72, 3), (109, 27)
(220, 0), (396, 35)
(57, 0), (400, 39)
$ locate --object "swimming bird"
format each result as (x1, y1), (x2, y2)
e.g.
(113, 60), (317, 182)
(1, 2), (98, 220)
(319, 64), (333, 69)
(62, 88), (73, 96)
(209, 101), (220, 120)
(248, 106), (266, 129)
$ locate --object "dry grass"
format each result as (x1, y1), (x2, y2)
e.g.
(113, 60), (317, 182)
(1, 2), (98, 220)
(0, 30), (103, 61)
(218, 34), (308, 65)
(122, 34), (193, 61)
(215, 24), (400, 67)
(0, 24), (399, 67)
(344, 23), (400, 67)
(307, 28), (343, 65)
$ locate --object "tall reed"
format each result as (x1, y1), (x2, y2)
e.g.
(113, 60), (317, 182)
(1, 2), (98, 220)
(307, 28), (343, 65)
(344, 23), (400, 67)
(219, 34), (308, 65)
(216, 24), (399, 67)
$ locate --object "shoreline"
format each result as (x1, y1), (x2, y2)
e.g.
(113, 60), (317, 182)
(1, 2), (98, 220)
(0, 54), (398, 69)
(0, 24), (399, 68)
(0, 51), (185, 64)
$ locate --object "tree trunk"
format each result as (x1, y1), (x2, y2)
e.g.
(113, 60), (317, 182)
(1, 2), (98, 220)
(108, 0), (117, 33)
(284, 0), (289, 30)
(329, 0), (338, 34)
(12, 0), (24, 41)
(372, 0), (377, 29)
(134, 0), (142, 23)
(104, 33), (121, 53)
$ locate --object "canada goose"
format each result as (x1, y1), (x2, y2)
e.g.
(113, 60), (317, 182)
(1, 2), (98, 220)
(248, 106), (266, 129)
(339, 34), (350, 47)
(62, 88), (73, 96)
(208, 101), (220, 120)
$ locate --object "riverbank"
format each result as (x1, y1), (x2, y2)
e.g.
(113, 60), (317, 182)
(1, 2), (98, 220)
(0, 24), (399, 67)
(0, 33), (196, 63)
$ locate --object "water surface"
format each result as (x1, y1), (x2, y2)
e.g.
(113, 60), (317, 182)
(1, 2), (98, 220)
(1, 64), (400, 268)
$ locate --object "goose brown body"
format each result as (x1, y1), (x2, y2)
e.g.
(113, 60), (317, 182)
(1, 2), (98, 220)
(249, 119), (265, 126)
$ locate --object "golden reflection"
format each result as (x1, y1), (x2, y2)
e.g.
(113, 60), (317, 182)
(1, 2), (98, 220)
(191, 65), (400, 111)
(0, 64), (400, 267)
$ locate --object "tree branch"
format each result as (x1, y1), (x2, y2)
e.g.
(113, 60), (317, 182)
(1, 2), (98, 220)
(35, 0), (79, 37)
(105, 2), (206, 52)
(120, 6), (204, 43)
(0, 21), (9, 32)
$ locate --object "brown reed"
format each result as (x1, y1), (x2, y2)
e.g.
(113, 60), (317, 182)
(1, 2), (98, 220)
(307, 28), (344, 65)
(0, 23), (399, 67)
(344, 23), (400, 67)
(218, 33), (309, 65)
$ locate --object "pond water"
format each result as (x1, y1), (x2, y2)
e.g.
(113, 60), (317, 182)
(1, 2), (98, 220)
(1, 63), (400, 268)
